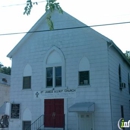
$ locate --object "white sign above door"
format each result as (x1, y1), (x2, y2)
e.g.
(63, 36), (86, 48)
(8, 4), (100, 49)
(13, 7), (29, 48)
(34, 89), (76, 99)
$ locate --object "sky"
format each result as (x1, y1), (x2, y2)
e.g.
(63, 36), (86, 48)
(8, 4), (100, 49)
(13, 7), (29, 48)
(0, 0), (130, 67)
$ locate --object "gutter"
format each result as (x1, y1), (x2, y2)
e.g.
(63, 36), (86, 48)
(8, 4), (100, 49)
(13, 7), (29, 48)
(107, 40), (130, 67)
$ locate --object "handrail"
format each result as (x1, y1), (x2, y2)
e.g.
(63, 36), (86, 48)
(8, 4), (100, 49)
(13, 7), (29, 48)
(25, 114), (65, 130)
(25, 115), (44, 130)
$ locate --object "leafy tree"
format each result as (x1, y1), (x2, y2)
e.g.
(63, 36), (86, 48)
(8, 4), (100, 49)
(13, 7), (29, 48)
(124, 51), (130, 62)
(23, 0), (63, 30)
(125, 56), (130, 62)
(0, 62), (3, 68)
(0, 66), (11, 75)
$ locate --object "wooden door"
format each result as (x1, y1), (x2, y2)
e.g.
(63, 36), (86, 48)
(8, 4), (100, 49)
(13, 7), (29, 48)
(44, 99), (64, 128)
(44, 99), (55, 127)
(54, 99), (64, 127)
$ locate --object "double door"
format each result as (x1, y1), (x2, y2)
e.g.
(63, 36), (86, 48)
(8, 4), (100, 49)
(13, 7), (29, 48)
(79, 113), (93, 130)
(44, 99), (64, 128)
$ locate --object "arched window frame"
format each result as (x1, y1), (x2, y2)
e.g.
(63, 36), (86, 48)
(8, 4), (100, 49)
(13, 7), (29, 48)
(43, 46), (65, 88)
(78, 57), (90, 86)
(22, 108), (32, 130)
(22, 108), (32, 121)
(23, 64), (32, 89)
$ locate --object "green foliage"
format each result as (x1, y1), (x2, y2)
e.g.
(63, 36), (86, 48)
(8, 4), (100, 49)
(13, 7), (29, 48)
(45, 0), (63, 13)
(46, 15), (54, 30)
(124, 51), (130, 63)
(0, 66), (11, 75)
(0, 62), (3, 68)
(23, 0), (63, 30)
(125, 55), (130, 62)
(23, 0), (33, 15)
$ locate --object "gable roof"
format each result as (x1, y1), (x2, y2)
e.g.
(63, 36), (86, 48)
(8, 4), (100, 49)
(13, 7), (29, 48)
(7, 10), (110, 58)
(7, 10), (130, 66)
(7, 11), (49, 58)
(107, 40), (130, 66)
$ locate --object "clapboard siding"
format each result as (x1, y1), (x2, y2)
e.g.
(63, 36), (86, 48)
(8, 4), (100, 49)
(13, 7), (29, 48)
(108, 46), (130, 130)
(8, 11), (130, 130)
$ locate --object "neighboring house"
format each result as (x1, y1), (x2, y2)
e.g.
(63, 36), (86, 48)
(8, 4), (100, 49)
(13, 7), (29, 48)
(0, 73), (10, 128)
(0, 73), (10, 108)
(7, 10), (130, 130)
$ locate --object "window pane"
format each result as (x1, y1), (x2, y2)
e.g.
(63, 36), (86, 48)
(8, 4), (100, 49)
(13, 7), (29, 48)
(128, 73), (130, 94)
(47, 78), (53, 87)
(79, 71), (89, 85)
(11, 104), (20, 119)
(121, 105), (124, 118)
(119, 65), (122, 89)
(46, 67), (53, 87)
(47, 67), (53, 77)
(55, 77), (62, 86)
(55, 67), (61, 77)
(23, 76), (31, 89)
(55, 67), (62, 86)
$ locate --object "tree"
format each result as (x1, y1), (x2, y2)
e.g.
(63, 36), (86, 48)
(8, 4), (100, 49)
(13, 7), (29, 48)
(0, 62), (3, 68)
(23, 0), (63, 30)
(124, 51), (130, 62)
(0, 65), (11, 75)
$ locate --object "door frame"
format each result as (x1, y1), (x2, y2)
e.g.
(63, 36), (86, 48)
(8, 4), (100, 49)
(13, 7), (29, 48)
(78, 112), (94, 130)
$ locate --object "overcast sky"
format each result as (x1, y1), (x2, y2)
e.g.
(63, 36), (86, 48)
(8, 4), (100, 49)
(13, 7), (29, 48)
(0, 0), (130, 67)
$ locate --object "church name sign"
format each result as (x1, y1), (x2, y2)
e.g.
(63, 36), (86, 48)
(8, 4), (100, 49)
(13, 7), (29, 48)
(34, 89), (76, 99)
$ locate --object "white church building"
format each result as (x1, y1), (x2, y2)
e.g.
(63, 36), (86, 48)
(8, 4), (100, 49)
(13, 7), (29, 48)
(7, 10), (130, 130)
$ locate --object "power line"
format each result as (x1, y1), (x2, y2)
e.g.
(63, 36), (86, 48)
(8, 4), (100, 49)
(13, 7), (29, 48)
(0, 21), (130, 36)
(0, 0), (46, 8)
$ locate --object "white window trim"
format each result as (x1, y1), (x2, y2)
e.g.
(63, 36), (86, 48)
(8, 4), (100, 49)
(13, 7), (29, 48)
(78, 56), (90, 87)
(46, 66), (62, 88)
(43, 46), (65, 90)
(78, 70), (90, 86)
(22, 64), (32, 90)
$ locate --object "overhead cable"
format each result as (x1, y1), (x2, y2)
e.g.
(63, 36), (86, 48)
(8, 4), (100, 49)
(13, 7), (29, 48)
(0, 21), (130, 36)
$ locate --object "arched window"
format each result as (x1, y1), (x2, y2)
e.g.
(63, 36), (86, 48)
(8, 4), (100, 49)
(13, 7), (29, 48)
(23, 108), (32, 121)
(44, 46), (65, 88)
(23, 64), (32, 89)
(79, 57), (90, 85)
(22, 108), (32, 130)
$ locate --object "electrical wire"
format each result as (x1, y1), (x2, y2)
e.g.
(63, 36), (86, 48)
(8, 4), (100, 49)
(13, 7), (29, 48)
(0, 21), (130, 36)
(0, 0), (46, 8)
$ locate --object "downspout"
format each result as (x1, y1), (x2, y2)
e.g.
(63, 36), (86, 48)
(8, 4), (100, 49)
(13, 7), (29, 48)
(108, 41), (114, 130)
